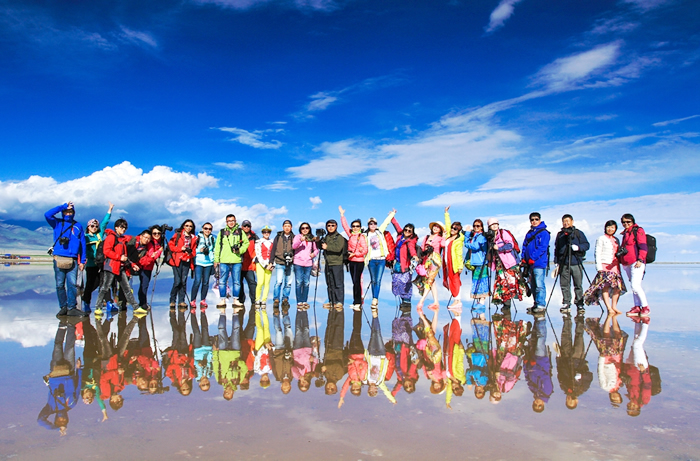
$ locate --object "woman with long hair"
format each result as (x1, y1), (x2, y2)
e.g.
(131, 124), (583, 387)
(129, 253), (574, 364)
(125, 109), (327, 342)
(339, 206), (368, 311)
(441, 206), (465, 310)
(190, 222), (216, 310)
(465, 219), (489, 307)
(168, 219), (198, 309)
(390, 214), (419, 310)
(292, 222), (318, 310)
(415, 215), (445, 311)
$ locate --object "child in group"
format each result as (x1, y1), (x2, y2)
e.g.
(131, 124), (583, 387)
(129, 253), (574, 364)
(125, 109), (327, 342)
(255, 226), (274, 307)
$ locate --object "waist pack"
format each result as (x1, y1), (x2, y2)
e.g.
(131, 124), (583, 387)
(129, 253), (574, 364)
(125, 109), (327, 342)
(53, 255), (75, 270)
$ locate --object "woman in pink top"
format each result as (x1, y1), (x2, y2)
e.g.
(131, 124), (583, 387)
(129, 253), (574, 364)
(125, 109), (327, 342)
(292, 309), (318, 392)
(584, 220), (627, 313)
(339, 206), (368, 310)
(415, 219), (445, 311)
(292, 223), (318, 309)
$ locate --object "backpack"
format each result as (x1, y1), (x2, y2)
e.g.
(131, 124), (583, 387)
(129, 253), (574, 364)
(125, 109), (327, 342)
(383, 230), (396, 262)
(94, 239), (106, 267)
(633, 228), (656, 264)
(503, 229), (520, 253)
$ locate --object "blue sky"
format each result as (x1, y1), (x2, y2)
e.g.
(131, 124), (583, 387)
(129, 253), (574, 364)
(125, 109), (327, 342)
(1, 0), (699, 260)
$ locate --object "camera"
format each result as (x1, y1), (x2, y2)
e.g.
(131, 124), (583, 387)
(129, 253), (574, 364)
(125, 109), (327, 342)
(315, 228), (326, 244)
(184, 247), (193, 255)
(484, 229), (496, 241)
(284, 251), (294, 265)
(615, 247), (628, 259)
(161, 224), (174, 232)
(201, 246), (210, 256)
(423, 244), (434, 256)
(232, 243), (241, 254)
(58, 237), (70, 246)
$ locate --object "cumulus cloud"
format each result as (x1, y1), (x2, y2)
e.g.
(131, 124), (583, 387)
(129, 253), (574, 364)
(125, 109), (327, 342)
(485, 0), (524, 33)
(214, 127), (283, 149)
(309, 196), (322, 209)
(0, 162), (287, 229)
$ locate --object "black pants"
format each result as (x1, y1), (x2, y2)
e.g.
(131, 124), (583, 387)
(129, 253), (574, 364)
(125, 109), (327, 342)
(348, 261), (364, 305)
(325, 264), (345, 305)
(347, 310), (364, 355)
(191, 311), (211, 348)
(83, 266), (101, 305)
(325, 307), (345, 351)
(238, 270), (257, 305)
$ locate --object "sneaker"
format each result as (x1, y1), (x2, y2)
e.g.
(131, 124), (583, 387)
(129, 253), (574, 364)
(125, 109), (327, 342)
(56, 306), (69, 318)
(351, 304), (361, 312)
(281, 299), (290, 309)
(639, 306), (650, 317)
(82, 301), (91, 314)
(530, 306), (546, 317)
(232, 297), (243, 307)
(178, 302), (188, 309)
(560, 304), (571, 314)
(170, 302), (176, 310)
(334, 302), (344, 311)
(626, 306), (642, 317)
(67, 308), (88, 318)
(134, 307), (148, 317)
(323, 302), (332, 310)
(94, 306), (103, 315)
(273, 299), (280, 310)
(190, 301), (196, 308)
(108, 301), (119, 313)
(273, 305), (280, 316)
(371, 298), (379, 307)
(576, 306), (586, 317)
(216, 299), (226, 308)
(200, 301), (208, 309)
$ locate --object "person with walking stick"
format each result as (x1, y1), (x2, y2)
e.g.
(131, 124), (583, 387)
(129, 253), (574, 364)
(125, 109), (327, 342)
(553, 214), (590, 316)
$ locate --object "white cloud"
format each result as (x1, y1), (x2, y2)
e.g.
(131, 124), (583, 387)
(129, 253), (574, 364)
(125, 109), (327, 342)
(0, 162), (287, 229)
(119, 26), (157, 48)
(485, 0), (524, 33)
(214, 127), (283, 149)
(214, 161), (245, 170)
(533, 42), (621, 92)
(192, 0), (341, 11)
(653, 115), (700, 127)
(258, 181), (297, 191)
(309, 196), (322, 209)
(622, 0), (670, 11)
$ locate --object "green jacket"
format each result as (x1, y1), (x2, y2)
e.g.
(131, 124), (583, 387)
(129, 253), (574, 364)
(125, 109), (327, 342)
(324, 232), (347, 266)
(214, 225), (250, 264)
(213, 350), (248, 387)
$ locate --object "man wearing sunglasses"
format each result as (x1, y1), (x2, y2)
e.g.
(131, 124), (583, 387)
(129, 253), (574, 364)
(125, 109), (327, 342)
(321, 219), (347, 310)
(522, 212), (551, 315)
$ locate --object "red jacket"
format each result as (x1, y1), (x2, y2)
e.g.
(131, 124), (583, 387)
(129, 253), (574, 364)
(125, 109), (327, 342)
(620, 225), (648, 266)
(100, 355), (125, 399)
(242, 232), (258, 271)
(391, 218), (418, 272)
(164, 348), (195, 386)
(168, 230), (198, 270)
(139, 240), (162, 272)
(103, 229), (133, 275)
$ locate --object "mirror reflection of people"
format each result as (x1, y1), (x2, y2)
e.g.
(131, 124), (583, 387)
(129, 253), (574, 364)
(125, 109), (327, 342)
(80, 319), (108, 421)
(292, 307), (319, 393)
(322, 303), (347, 396)
(213, 309), (247, 400)
(443, 304), (466, 408)
(491, 312), (528, 402)
(622, 317), (660, 416)
(524, 317), (553, 413)
(586, 313), (628, 408)
(339, 310), (367, 408)
(391, 303), (419, 395)
(466, 317), (490, 400)
(555, 314), (593, 410)
(415, 304), (446, 396)
(164, 309), (195, 396)
(364, 309), (396, 404)
(191, 308), (213, 393)
(270, 304), (294, 394)
(39, 321), (83, 436)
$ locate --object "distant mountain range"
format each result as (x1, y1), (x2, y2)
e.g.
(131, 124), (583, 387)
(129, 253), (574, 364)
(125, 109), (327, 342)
(0, 222), (53, 254)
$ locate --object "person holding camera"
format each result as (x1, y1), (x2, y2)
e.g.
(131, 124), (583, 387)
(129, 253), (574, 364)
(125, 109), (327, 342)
(45, 202), (87, 317)
(214, 214), (249, 309)
(292, 222), (318, 310)
(93, 218), (141, 313)
(190, 222), (216, 310)
(321, 219), (347, 310)
(522, 212), (550, 315)
(339, 206), (368, 311)
(270, 220), (295, 312)
(584, 220), (627, 314)
(619, 213), (650, 317)
(553, 214), (590, 316)
(167, 219), (198, 309)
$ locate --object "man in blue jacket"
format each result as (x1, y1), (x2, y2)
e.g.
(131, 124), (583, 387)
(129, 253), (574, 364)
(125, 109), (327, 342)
(45, 202), (86, 318)
(553, 214), (590, 316)
(522, 212), (550, 314)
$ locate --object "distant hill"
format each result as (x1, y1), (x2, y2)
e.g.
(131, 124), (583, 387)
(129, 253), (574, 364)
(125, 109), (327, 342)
(0, 222), (52, 254)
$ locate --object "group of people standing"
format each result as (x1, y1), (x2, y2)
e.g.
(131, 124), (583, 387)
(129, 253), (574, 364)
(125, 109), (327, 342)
(46, 202), (652, 320)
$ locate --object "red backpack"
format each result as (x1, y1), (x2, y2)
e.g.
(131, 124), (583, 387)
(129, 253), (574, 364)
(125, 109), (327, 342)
(384, 230), (396, 262)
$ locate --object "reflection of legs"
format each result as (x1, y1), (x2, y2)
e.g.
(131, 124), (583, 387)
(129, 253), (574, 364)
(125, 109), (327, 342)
(573, 316), (585, 360)
(191, 311), (203, 348)
(273, 313), (284, 348)
(137, 317), (149, 349)
(293, 309), (311, 349)
(534, 318), (547, 357)
(325, 308), (345, 351)
(369, 317), (386, 356)
(117, 316), (139, 356)
(348, 310), (364, 355)
(283, 311), (293, 350)
(95, 318), (114, 359)
(561, 315), (573, 358)
(230, 314), (241, 351)
(217, 313), (229, 349)
(254, 310), (271, 350)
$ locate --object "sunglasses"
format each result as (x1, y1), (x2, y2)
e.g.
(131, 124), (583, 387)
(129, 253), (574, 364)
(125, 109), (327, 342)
(301, 227), (310, 230)
(88, 224), (98, 227)
(530, 218), (540, 222)
(152, 232), (161, 235)
(184, 224), (193, 228)
(203, 227), (212, 231)
(351, 224), (361, 228)
(621, 220), (632, 224)
(451, 226), (460, 230)
(327, 224), (337, 227)
(368, 222), (377, 225)
(473, 224), (482, 228)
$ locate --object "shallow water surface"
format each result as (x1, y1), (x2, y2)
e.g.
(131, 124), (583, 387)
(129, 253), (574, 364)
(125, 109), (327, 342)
(0, 264), (698, 460)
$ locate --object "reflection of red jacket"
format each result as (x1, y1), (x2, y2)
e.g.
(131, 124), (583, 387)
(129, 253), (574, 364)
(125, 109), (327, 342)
(164, 348), (194, 385)
(131, 347), (160, 382)
(242, 338), (255, 371)
(168, 231), (198, 269)
(625, 365), (652, 408)
(242, 232), (258, 271)
(100, 355), (125, 399)
(103, 229), (133, 275)
(443, 319), (462, 376)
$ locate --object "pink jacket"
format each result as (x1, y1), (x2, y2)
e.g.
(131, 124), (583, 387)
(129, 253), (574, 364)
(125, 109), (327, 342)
(292, 234), (318, 267)
(620, 225), (648, 266)
(292, 347), (318, 379)
(341, 216), (368, 262)
(490, 229), (518, 270)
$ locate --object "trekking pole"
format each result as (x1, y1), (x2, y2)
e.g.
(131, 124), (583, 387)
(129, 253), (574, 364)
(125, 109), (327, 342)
(311, 252), (322, 357)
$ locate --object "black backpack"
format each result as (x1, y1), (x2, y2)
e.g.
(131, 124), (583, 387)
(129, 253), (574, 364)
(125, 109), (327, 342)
(633, 228), (657, 264)
(94, 239), (106, 267)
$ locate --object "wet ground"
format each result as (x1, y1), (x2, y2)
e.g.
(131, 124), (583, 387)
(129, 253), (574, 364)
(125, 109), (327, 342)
(0, 263), (698, 460)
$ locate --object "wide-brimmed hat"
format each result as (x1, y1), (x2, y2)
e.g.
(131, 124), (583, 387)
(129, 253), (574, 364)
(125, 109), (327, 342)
(429, 221), (445, 233)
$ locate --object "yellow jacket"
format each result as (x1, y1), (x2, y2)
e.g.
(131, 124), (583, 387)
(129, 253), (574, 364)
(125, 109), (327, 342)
(443, 212), (464, 274)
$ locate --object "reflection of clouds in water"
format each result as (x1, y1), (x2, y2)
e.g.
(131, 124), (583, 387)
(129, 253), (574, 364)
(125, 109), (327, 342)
(0, 265), (55, 296)
(0, 307), (56, 347)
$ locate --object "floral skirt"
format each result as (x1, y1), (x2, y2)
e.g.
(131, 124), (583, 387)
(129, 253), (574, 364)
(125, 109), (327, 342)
(492, 261), (524, 305)
(471, 265), (490, 299)
(585, 318), (629, 357)
(415, 252), (441, 295)
(392, 271), (413, 299)
(583, 270), (627, 305)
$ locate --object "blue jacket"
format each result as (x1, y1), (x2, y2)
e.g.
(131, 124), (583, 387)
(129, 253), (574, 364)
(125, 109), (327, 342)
(464, 232), (488, 266)
(45, 204), (86, 264)
(522, 221), (550, 269)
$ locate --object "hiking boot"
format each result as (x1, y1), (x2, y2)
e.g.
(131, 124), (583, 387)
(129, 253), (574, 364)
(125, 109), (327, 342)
(67, 308), (88, 318)
(216, 299), (226, 308)
(170, 302), (176, 310)
(281, 299), (290, 310)
(334, 302), (344, 311)
(529, 306), (546, 317)
(576, 305), (586, 317)
(273, 299), (280, 310)
(323, 302), (332, 310)
(273, 305), (280, 316)
(560, 304), (571, 314)
(232, 297), (243, 307)
(626, 306), (642, 317)
(639, 306), (650, 317)
(56, 306), (68, 318)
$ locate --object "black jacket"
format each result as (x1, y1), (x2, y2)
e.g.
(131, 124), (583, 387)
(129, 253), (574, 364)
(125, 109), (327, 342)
(554, 227), (590, 266)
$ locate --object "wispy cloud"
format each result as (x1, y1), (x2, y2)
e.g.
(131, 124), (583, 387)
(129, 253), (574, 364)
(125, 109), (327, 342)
(258, 181), (297, 191)
(119, 26), (158, 49)
(622, 0), (670, 12)
(653, 115), (700, 127)
(485, 0), (524, 33)
(214, 127), (283, 149)
(294, 74), (406, 119)
(192, 0), (342, 11)
(309, 196), (322, 209)
(214, 161), (245, 170)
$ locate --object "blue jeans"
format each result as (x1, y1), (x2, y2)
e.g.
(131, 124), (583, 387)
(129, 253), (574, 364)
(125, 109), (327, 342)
(273, 311), (293, 350)
(217, 313), (241, 350)
(218, 263), (241, 298)
(368, 259), (385, 299)
(191, 265), (214, 301)
(369, 316), (386, 356)
(53, 259), (78, 309)
(293, 309), (311, 350)
(274, 264), (293, 301)
(531, 267), (546, 308)
(294, 264), (312, 303)
(170, 264), (190, 304)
